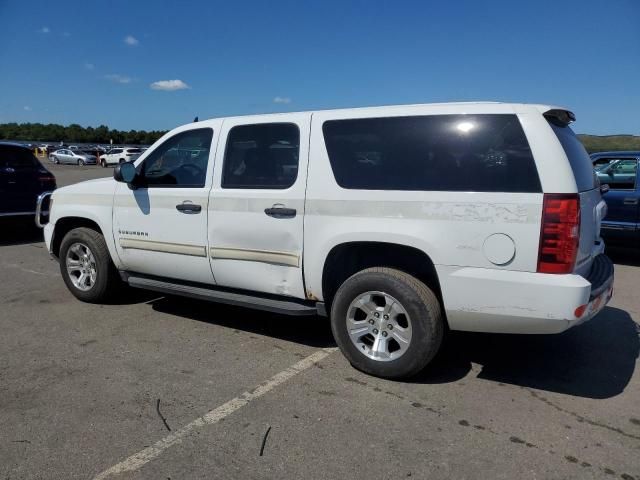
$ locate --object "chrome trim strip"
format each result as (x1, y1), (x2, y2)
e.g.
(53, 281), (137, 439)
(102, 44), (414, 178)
(1, 211), (44, 217)
(601, 221), (638, 231)
(35, 191), (54, 228)
(210, 247), (300, 267)
(120, 238), (207, 257)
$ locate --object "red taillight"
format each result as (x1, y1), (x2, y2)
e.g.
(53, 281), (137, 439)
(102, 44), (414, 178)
(537, 193), (580, 274)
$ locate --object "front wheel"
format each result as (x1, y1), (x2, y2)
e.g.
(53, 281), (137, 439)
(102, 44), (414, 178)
(330, 267), (444, 379)
(101, 159), (107, 168)
(52, 156), (59, 164)
(59, 227), (122, 303)
(78, 159), (85, 166)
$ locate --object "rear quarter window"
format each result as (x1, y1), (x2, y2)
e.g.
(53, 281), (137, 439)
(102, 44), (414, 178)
(547, 122), (595, 192)
(322, 114), (541, 192)
(0, 146), (40, 169)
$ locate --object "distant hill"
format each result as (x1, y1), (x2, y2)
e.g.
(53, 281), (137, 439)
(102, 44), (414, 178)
(578, 134), (640, 154)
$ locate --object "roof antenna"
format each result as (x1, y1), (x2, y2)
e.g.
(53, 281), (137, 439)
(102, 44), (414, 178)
(193, 116), (199, 122)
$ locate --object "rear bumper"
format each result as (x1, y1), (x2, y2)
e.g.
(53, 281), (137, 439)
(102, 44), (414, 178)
(438, 256), (614, 334)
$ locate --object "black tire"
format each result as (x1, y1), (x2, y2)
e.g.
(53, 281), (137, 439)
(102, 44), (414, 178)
(78, 159), (85, 166)
(101, 159), (106, 168)
(330, 267), (444, 379)
(52, 156), (59, 164)
(119, 158), (125, 164)
(59, 227), (122, 303)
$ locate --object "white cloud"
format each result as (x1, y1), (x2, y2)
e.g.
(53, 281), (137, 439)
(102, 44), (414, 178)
(39, 26), (50, 34)
(84, 62), (95, 70)
(273, 96), (292, 104)
(23, 106), (32, 111)
(150, 79), (190, 91)
(105, 74), (132, 84)
(124, 35), (139, 46)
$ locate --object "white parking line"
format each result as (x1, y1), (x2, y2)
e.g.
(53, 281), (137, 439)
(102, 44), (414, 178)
(93, 347), (337, 479)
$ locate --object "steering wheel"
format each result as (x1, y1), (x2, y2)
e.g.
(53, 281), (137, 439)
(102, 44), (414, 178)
(178, 163), (204, 179)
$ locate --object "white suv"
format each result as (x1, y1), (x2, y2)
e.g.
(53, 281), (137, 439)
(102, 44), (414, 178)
(37, 102), (614, 378)
(99, 147), (143, 167)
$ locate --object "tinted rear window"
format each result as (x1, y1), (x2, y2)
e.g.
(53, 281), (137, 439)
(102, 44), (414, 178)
(0, 146), (40, 169)
(547, 122), (595, 192)
(322, 114), (541, 192)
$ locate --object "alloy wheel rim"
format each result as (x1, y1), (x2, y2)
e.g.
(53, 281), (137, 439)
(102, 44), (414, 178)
(346, 291), (412, 362)
(65, 242), (97, 291)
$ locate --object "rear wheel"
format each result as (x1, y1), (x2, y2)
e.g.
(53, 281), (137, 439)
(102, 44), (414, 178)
(331, 267), (443, 379)
(118, 158), (125, 164)
(59, 227), (122, 303)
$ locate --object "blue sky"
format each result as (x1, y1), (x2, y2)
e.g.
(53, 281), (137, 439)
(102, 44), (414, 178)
(0, 0), (638, 134)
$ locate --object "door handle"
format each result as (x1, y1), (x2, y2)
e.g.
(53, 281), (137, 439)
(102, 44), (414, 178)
(176, 202), (202, 214)
(623, 198), (639, 205)
(264, 204), (297, 218)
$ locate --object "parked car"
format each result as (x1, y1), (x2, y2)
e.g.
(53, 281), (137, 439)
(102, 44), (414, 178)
(49, 149), (97, 166)
(38, 102), (613, 379)
(99, 147), (144, 167)
(1, 142), (56, 217)
(591, 151), (639, 245)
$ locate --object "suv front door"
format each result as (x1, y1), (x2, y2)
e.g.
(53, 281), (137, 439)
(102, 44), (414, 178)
(112, 124), (221, 284)
(208, 114), (310, 298)
(598, 157), (639, 237)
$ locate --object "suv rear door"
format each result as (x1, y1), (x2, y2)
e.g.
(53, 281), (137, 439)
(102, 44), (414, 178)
(208, 114), (310, 298)
(0, 145), (51, 214)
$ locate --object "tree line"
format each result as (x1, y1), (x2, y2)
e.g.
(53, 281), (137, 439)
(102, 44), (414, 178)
(0, 122), (167, 145)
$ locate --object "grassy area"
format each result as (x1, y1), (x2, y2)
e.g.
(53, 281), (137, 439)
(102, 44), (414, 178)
(578, 134), (640, 153)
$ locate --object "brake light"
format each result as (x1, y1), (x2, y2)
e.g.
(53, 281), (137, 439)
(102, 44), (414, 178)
(537, 193), (580, 274)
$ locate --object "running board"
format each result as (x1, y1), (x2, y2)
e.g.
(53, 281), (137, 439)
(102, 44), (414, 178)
(126, 275), (320, 316)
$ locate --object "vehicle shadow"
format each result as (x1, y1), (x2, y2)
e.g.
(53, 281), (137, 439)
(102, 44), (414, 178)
(414, 306), (639, 399)
(0, 218), (44, 246)
(606, 245), (640, 267)
(150, 295), (336, 349)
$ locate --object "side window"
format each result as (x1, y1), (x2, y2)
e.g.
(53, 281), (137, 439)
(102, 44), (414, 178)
(322, 114), (541, 192)
(137, 128), (213, 188)
(598, 159), (638, 190)
(221, 123), (299, 189)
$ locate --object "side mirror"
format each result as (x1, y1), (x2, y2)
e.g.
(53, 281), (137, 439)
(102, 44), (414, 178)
(114, 161), (137, 184)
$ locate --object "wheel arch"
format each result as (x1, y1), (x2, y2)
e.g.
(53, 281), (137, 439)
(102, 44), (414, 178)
(320, 241), (444, 318)
(51, 216), (104, 258)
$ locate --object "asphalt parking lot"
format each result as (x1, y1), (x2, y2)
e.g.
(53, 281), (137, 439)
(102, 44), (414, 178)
(1, 162), (639, 480)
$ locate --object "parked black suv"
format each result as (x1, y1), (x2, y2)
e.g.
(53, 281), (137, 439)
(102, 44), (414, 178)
(0, 142), (56, 218)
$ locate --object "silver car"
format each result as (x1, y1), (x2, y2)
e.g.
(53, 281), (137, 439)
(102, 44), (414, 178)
(49, 149), (97, 166)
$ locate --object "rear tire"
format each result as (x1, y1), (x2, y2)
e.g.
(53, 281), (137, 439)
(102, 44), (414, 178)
(59, 227), (122, 303)
(330, 267), (444, 379)
(119, 158), (125, 164)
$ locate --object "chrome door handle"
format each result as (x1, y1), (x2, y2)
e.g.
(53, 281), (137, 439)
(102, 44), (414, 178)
(623, 198), (639, 205)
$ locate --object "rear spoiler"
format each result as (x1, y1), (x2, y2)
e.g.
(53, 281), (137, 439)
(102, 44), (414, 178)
(544, 109), (576, 127)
